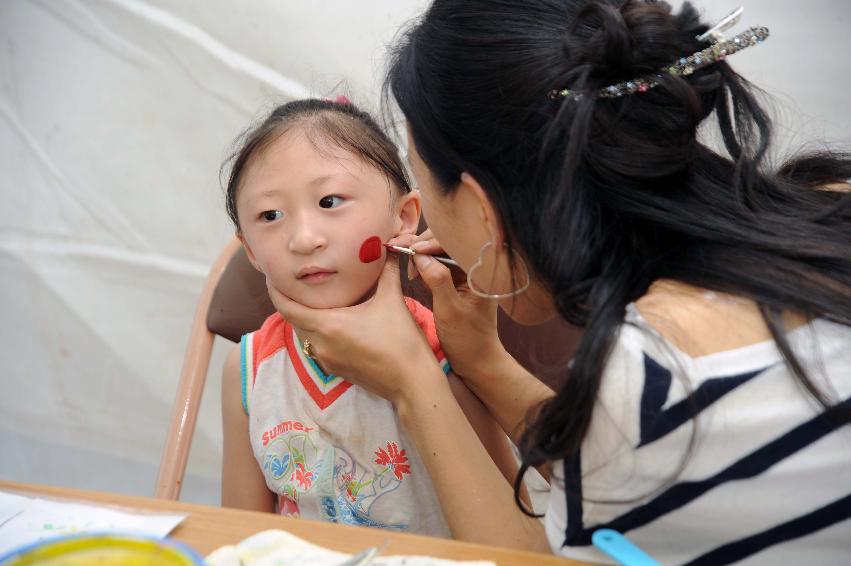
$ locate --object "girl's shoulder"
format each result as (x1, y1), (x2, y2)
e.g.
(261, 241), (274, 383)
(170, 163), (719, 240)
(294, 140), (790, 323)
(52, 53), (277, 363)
(403, 297), (450, 372)
(243, 312), (288, 364)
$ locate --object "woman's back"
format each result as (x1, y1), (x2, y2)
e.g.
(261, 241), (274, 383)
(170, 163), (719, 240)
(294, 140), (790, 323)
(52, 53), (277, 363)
(547, 282), (851, 564)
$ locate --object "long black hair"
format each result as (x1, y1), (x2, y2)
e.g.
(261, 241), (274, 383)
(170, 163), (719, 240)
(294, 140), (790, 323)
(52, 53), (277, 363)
(385, 0), (851, 512)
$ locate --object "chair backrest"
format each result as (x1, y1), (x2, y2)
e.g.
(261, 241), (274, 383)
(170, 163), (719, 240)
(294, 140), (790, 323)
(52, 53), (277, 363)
(205, 241), (274, 343)
(155, 237), (580, 499)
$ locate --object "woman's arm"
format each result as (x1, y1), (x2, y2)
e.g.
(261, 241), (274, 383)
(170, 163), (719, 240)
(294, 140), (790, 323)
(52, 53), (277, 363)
(447, 372), (531, 504)
(455, 349), (555, 452)
(408, 242), (555, 478)
(265, 261), (551, 551)
(399, 358), (550, 551)
(221, 345), (276, 512)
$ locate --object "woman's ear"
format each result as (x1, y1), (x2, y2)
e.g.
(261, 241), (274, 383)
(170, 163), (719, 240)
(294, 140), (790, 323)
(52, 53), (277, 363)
(237, 232), (264, 274)
(458, 172), (505, 248)
(393, 190), (422, 236)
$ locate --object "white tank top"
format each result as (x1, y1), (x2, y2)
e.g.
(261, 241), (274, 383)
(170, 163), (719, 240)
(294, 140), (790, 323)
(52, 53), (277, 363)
(240, 298), (452, 537)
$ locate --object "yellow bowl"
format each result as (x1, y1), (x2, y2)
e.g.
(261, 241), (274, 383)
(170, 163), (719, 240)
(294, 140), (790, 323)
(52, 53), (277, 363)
(0, 533), (203, 565)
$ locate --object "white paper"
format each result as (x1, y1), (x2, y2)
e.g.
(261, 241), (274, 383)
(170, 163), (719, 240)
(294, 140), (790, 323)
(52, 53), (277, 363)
(0, 493), (29, 528)
(0, 491), (186, 555)
(206, 529), (496, 566)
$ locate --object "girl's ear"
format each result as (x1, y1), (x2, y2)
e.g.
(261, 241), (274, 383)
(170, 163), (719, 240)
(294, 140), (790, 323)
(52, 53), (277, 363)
(237, 232), (264, 274)
(393, 190), (422, 236)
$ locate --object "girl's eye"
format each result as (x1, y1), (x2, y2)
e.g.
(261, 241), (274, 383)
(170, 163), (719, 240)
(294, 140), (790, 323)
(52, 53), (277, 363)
(260, 210), (283, 222)
(319, 195), (345, 209)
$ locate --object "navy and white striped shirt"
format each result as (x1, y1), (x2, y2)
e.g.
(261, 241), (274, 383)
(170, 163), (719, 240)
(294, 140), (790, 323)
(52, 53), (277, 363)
(546, 304), (851, 565)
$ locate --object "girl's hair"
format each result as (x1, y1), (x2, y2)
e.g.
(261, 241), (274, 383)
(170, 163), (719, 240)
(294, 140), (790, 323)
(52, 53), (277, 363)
(224, 98), (411, 229)
(386, 0), (851, 512)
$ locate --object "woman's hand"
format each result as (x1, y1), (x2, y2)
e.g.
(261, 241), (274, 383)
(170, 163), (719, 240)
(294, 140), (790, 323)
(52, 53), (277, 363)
(400, 231), (554, 452)
(399, 230), (510, 380)
(266, 257), (437, 405)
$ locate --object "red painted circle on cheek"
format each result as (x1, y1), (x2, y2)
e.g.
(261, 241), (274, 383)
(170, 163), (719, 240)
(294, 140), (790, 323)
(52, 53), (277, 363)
(358, 236), (383, 263)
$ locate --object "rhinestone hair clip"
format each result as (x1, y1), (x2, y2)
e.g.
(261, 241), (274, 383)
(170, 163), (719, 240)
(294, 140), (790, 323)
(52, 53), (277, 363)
(550, 6), (768, 101)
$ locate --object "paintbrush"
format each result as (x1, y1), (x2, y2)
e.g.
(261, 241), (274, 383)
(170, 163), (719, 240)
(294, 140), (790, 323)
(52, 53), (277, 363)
(383, 243), (459, 267)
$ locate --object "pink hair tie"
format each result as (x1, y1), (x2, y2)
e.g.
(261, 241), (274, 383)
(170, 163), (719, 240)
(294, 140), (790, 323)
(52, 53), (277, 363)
(322, 95), (351, 105)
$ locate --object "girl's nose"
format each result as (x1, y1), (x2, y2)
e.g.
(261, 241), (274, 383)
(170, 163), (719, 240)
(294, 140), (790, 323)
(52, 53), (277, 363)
(287, 217), (327, 255)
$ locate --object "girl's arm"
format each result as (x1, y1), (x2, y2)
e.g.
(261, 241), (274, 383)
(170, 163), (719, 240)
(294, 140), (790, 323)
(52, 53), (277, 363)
(221, 345), (276, 512)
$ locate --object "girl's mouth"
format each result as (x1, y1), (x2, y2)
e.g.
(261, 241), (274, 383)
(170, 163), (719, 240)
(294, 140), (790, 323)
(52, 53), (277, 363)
(297, 268), (337, 284)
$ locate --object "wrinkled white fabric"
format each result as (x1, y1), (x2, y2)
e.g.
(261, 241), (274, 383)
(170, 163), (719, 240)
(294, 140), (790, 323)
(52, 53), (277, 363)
(1, 0), (848, 506)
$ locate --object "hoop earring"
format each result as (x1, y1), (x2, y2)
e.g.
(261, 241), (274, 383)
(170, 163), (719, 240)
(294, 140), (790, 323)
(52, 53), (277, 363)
(467, 241), (531, 300)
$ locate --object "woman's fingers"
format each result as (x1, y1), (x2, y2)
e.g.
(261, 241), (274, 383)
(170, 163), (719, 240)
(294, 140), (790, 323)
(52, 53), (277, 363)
(386, 233), (416, 249)
(411, 238), (443, 256)
(410, 228), (449, 278)
(413, 253), (460, 308)
(387, 229), (446, 282)
(374, 253), (405, 300)
(411, 228), (443, 254)
(265, 278), (322, 332)
(386, 231), (442, 255)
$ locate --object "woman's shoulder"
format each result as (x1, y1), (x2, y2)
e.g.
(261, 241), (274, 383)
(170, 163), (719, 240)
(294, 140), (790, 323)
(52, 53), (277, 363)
(630, 279), (808, 359)
(594, 281), (851, 453)
(820, 181), (851, 192)
(592, 284), (809, 450)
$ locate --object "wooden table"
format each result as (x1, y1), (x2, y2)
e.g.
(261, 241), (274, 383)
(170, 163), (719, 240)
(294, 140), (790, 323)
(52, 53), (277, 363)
(0, 482), (587, 565)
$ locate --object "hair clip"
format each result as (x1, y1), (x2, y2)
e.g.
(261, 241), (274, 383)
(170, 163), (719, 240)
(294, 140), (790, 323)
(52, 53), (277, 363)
(550, 8), (768, 102)
(697, 6), (744, 43)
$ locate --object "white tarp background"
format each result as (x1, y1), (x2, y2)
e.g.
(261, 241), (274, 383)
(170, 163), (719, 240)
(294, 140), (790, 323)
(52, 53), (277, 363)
(1, 0), (849, 506)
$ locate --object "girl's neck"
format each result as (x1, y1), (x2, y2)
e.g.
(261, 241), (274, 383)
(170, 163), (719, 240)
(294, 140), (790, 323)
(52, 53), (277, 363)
(289, 281), (380, 374)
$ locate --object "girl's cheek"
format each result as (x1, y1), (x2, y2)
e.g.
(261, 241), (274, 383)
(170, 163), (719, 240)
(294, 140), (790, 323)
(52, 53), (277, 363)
(358, 235), (383, 263)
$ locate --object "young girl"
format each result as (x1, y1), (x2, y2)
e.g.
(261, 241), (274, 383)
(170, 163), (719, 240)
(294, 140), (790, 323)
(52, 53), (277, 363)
(219, 98), (519, 537)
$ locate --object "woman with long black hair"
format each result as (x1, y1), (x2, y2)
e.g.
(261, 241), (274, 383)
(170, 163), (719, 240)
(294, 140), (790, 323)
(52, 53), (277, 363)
(268, 1), (851, 563)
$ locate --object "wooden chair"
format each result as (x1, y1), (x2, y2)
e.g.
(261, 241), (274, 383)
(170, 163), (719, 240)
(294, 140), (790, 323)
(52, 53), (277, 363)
(154, 237), (580, 500)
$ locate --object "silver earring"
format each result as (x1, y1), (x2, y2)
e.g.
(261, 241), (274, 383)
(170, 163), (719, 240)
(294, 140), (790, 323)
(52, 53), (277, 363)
(467, 241), (531, 300)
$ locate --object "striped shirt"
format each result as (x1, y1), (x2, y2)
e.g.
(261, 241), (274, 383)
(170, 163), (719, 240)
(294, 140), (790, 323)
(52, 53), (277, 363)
(546, 304), (851, 565)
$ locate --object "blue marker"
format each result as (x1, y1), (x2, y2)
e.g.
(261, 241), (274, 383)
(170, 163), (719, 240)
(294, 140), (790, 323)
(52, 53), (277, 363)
(592, 529), (661, 566)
